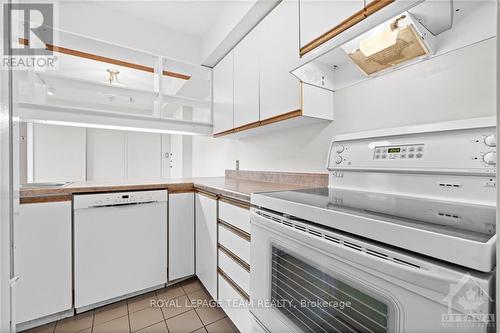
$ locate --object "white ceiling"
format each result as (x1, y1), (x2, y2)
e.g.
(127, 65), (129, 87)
(94, 1), (254, 38)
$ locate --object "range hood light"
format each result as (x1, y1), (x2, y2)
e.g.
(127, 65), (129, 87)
(343, 13), (434, 76)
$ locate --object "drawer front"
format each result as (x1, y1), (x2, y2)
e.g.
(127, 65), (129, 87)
(218, 224), (250, 264)
(218, 249), (250, 294)
(218, 273), (251, 333)
(219, 200), (250, 233)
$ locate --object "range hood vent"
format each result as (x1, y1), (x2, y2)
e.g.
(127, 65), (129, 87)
(342, 13), (435, 76)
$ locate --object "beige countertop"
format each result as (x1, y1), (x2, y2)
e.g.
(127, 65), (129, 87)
(19, 176), (318, 204)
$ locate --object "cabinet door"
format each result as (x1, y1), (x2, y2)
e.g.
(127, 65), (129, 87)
(195, 193), (218, 299)
(299, 0), (364, 49)
(14, 201), (72, 324)
(169, 192), (195, 281)
(233, 30), (260, 128)
(213, 52), (234, 134)
(259, 1), (301, 120)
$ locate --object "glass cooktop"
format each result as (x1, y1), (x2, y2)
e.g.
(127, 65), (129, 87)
(255, 187), (496, 243)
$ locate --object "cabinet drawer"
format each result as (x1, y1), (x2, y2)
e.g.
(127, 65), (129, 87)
(218, 272), (251, 333)
(218, 224), (250, 264)
(218, 248), (250, 295)
(219, 200), (250, 233)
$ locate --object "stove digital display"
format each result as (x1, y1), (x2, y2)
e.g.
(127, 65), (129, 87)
(387, 147), (401, 153)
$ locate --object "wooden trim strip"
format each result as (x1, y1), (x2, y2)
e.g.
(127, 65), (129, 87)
(218, 244), (250, 272)
(19, 38), (191, 80)
(213, 109), (303, 138)
(219, 196), (250, 210)
(218, 219), (251, 242)
(218, 267), (250, 301)
(213, 128), (235, 138)
(20, 195), (71, 204)
(299, 0), (395, 57)
(168, 188), (195, 194)
(196, 189), (218, 200)
(259, 109), (302, 126)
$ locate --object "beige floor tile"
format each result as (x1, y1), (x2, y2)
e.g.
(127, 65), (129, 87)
(160, 295), (193, 319)
(156, 285), (185, 301)
(191, 328), (207, 333)
(165, 310), (203, 333)
(94, 301), (128, 325)
(181, 278), (204, 295)
(54, 311), (94, 333)
(24, 322), (56, 333)
(93, 316), (130, 333)
(128, 291), (158, 313)
(129, 307), (164, 332)
(194, 305), (226, 326)
(76, 329), (92, 333)
(135, 321), (168, 333)
(205, 317), (238, 333)
(186, 289), (212, 305)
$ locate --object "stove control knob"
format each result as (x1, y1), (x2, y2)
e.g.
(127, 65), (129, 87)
(484, 134), (496, 147)
(336, 145), (345, 153)
(483, 152), (496, 165)
(335, 156), (343, 164)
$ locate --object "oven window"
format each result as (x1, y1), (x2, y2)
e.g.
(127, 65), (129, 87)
(271, 247), (388, 333)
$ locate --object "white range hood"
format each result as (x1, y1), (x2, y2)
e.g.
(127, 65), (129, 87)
(292, 0), (497, 91)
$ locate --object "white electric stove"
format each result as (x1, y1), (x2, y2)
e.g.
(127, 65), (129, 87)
(250, 117), (496, 333)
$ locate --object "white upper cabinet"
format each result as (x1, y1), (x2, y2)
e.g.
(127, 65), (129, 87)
(259, 1), (301, 120)
(299, 0), (364, 49)
(233, 29), (260, 128)
(213, 51), (234, 134)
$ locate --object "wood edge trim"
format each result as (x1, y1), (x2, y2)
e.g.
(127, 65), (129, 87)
(299, 0), (395, 57)
(213, 128), (235, 138)
(214, 109), (303, 138)
(259, 109), (302, 126)
(218, 267), (250, 301)
(168, 188), (195, 194)
(20, 195), (71, 204)
(195, 189), (218, 200)
(219, 196), (250, 210)
(232, 121), (261, 134)
(218, 219), (251, 242)
(218, 244), (250, 272)
(18, 38), (191, 80)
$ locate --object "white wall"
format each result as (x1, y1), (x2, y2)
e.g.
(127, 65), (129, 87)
(32, 124), (86, 182)
(193, 38), (497, 177)
(58, 2), (202, 64)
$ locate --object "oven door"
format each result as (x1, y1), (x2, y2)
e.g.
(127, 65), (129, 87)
(250, 209), (493, 333)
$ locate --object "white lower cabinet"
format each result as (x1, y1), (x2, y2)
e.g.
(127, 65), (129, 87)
(169, 192), (195, 281)
(218, 273), (251, 333)
(14, 201), (72, 324)
(195, 193), (218, 299)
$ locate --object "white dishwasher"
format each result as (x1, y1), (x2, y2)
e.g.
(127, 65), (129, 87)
(74, 190), (168, 311)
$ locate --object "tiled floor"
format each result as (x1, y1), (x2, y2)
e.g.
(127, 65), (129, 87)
(25, 278), (238, 333)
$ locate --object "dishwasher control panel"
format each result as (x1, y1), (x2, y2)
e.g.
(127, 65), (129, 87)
(73, 190), (168, 209)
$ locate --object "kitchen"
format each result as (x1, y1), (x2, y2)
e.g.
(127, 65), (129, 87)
(0, 0), (498, 332)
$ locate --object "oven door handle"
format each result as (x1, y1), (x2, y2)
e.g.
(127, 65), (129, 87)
(251, 211), (481, 297)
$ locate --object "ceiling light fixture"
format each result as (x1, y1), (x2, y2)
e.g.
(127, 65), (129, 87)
(106, 68), (121, 86)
